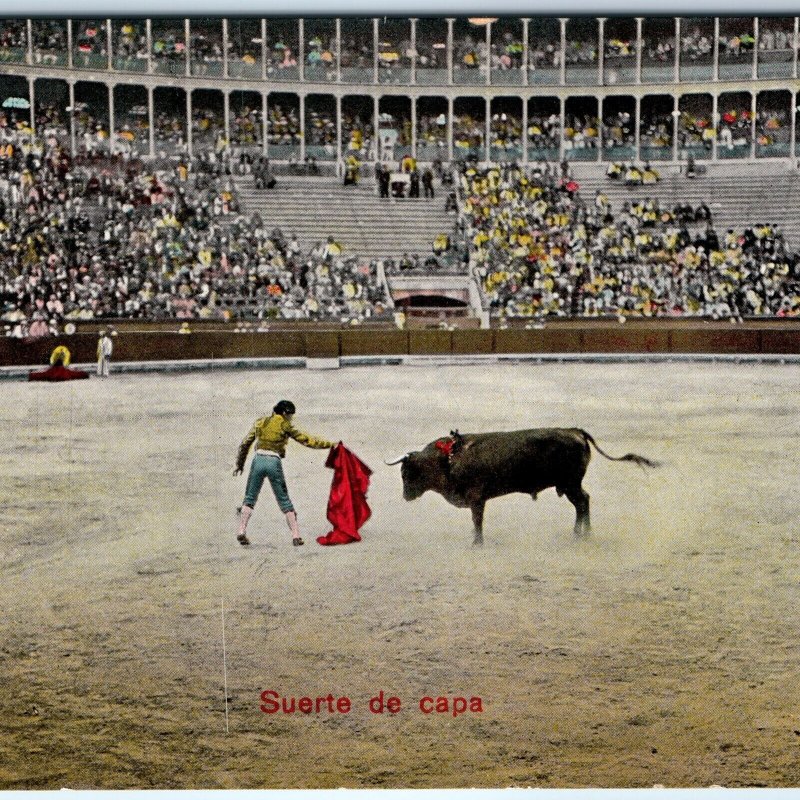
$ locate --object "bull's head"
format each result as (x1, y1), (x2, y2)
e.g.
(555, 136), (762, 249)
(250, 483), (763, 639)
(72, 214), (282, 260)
(385, 449), (446, 501)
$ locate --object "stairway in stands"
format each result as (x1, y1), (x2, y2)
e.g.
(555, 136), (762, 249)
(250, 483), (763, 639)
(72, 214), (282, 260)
(233, 175), (454, 261)
(572, 163), (800, 247)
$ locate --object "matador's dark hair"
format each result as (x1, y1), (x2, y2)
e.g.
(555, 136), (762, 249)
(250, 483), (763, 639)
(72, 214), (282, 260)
(274, 400), (296, 416)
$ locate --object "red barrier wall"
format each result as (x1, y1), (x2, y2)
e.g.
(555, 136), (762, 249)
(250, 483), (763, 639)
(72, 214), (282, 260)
(3, 323), (799, 367)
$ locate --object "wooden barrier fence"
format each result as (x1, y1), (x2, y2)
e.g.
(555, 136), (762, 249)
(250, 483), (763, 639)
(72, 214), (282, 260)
(3, 322), (799, 367)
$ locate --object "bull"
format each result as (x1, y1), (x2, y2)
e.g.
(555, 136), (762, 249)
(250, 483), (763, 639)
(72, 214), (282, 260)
(386, 428), (657, 546)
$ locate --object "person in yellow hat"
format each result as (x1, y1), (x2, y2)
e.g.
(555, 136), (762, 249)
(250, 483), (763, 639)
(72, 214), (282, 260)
(50, 344), (71, 367)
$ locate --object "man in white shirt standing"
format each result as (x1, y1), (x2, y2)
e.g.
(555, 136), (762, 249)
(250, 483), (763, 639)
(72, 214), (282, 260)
(96, 329), (113, 378)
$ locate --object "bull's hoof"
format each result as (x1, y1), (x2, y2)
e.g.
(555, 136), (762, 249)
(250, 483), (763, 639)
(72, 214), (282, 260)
(472, 538), (484, 548)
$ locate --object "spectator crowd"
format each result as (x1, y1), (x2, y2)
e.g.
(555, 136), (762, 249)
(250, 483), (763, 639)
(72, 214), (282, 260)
(459, 162), (800, 319)
(0, 127), (390, 337)
(1, 118), (799, 335)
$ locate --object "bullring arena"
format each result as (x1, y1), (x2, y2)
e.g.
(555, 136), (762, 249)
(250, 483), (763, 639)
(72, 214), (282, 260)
(1, 9), (800, 790)
(1, 353), (799, 788)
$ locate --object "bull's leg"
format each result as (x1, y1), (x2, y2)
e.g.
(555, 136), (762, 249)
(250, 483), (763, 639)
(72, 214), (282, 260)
(565, 486), (591, 536)
(470, 500), (485, 547)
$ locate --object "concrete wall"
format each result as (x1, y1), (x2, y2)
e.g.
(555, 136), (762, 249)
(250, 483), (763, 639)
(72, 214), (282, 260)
(3, 323), (800, 366)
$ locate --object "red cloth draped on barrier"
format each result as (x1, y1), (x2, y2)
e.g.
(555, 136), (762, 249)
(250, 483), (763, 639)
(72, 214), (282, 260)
(317, 443), (372, 546)
(28, 365), (90, 382)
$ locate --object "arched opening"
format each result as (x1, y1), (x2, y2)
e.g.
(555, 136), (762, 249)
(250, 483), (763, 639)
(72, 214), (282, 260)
(379, 95), (412, 161)
(453, 96), (485, 161)
(527, 96), (560, 161)
(191, 88), (224, 152)
(305, 93), (336, 161)
(641, 94), (674, 162)
(154, 86), (187, 156)
(601, 95), (635, 161)
(114, 84), (149, 157)
(678, 93), (713, 160)
(267, 91), (300, 160)
(564, 95), (599, 161)
(756, 90), (790, 158)
(717, 90), (753, 159)
(489, 96), (522, 162)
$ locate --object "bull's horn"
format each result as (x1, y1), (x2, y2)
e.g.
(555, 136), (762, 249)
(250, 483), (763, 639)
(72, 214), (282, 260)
(384, 453), (409, 466)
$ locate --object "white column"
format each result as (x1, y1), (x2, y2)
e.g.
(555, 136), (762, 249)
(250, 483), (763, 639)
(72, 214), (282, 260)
(107, 18), (113, 70)
(411, 96), (417, 159)
(261, 19), (267, 81)
(485, 21), (492, 86)
(26, 19), (32, 65)
(67, 19), (73, 69)
(185, 19), (191, 77)
(336, 18), (341, 82)
(634, 94), (641, 161)
(598, 95), (605, 160)
(262, 91), (268, 155)
(373, 18), (379, 84)
(28, 77), (35, 133)
(186, 89), (192, 157)
(750, 91), (757, 159)
(522, 97), (528, 165)
(148, 85), (155, 157)
(672, 97), (679, 162)
(108, 83), (115, 154)
(68, 81), (76, 156)
(794, 18), (799, 80)
(300, 94), (306, 161)
(373, 95), (380, 160)
(559, 18), (566, 85)
(447, 95), (453, 161)
(522, 18), (529, 86)
(752, 18), (758, 80)
(224, 91), (230, 149)
(559, 96), (566, 161)
(674, 17), (680, 83)
(447, 18), (454, 85)
(636, 18), (643, 84)
(712, 18), (719, 82)
(791, 90), (797, 160)
(711, 92), (718, 161)
(598, 18), (605, 85)
(485, 97), (491, 162)
(410, 18), (417, 85)
(146, 18), (153, 73)
(222, 19), (228, 78)
(298, 19), (305, 82)
(335, 93), (342, 167)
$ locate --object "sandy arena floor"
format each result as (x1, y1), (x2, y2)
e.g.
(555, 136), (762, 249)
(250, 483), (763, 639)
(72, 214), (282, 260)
(0, 361), (798, 788)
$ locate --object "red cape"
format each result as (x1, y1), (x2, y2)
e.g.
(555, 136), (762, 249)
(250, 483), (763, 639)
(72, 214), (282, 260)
(317, 443), (372, 546)
(28, 365), (90, 382)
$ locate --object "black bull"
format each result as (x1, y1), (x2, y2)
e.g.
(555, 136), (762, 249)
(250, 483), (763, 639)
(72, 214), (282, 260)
(387, 429), (658, 545)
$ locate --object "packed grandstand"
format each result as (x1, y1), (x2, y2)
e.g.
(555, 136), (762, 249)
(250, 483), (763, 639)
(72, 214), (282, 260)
(1, 15), (799, 336)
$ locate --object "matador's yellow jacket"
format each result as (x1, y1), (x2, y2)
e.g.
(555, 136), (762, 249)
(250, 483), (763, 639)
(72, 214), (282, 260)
(236, 413), (334, 471)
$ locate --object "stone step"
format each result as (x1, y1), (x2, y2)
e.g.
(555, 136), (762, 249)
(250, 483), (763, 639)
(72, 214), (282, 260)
(233, 174), (453, 258)
(570, 169), (800, 245)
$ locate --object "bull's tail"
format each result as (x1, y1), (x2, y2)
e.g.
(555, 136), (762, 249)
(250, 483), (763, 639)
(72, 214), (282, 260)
(580, 430), (659, 470)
